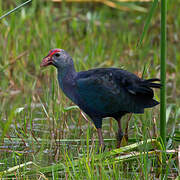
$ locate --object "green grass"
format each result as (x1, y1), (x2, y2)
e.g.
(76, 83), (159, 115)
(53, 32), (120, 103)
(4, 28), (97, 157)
(0, 0), (180, 179)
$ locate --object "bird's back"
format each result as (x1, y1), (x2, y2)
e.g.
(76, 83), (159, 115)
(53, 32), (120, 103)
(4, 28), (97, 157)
(75, 68), (160, 118)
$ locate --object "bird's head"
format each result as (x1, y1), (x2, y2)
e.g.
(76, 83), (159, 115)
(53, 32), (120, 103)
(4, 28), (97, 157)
(40, 49), (73, 69)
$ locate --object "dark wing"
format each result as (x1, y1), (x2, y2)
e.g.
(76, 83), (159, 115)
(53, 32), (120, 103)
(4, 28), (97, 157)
(75, 68), (160, 115)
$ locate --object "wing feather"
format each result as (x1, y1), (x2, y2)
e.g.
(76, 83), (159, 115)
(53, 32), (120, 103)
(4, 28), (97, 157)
(75, 68), (160, 114)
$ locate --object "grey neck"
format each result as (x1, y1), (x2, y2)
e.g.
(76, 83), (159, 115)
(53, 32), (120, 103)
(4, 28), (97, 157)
(57, 65), (77, 103)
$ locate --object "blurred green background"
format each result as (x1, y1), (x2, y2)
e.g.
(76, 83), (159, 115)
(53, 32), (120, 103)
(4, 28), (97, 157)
(0, 0), (179, 178)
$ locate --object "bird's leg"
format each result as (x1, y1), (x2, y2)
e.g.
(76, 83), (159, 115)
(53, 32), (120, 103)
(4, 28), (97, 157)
(97, 128), (105, 152)
(116, 118), (124, 148)
(124, 113), (132, 142)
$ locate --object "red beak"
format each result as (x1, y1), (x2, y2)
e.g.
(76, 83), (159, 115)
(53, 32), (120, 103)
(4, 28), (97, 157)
(40, 56), (53, 67)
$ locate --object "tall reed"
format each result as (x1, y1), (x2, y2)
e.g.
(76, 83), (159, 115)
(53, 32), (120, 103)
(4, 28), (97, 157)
(160, 0), (167, 147)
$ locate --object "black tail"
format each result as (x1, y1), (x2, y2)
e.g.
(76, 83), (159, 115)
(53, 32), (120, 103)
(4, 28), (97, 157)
(143, 78), (161, 89)
(144, 99), (159, 108)
(132, 78), (160, 111)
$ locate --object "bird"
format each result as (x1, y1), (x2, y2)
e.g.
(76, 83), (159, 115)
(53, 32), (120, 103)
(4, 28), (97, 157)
(40, 48), (161, 150)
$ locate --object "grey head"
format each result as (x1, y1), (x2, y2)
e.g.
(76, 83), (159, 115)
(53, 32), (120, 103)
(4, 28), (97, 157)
(40, 49), (74, 69)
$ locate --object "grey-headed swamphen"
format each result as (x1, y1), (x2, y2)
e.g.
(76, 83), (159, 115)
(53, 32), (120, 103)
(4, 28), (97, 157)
(40, 49), (161, 150)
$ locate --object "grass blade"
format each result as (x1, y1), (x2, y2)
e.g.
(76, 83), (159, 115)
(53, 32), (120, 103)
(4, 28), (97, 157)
(0, 0), (31, 20)
(137, 0), (158, 47)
